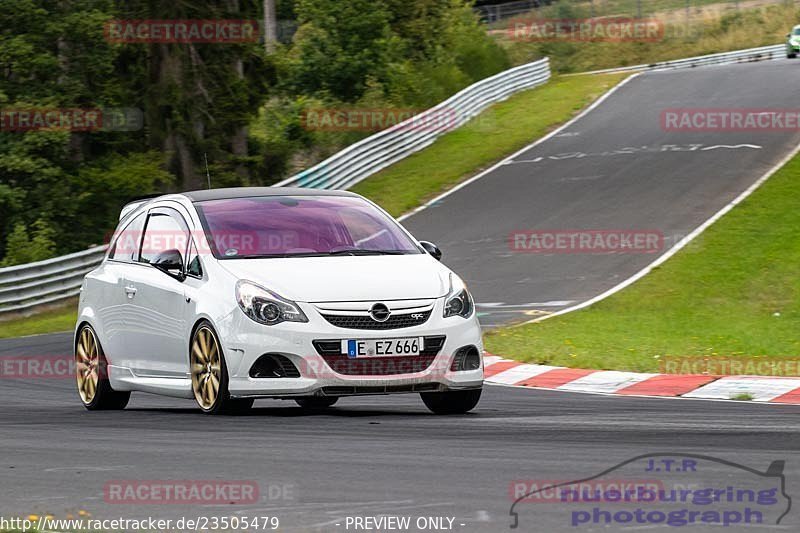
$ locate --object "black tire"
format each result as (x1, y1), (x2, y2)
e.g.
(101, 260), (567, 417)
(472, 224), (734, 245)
(190, 321), (253, 415)
(295, 396), (339, 409)
(421, 388), (481, 415)
(789, 52), (797, 59)
(75, 325), (130, 410)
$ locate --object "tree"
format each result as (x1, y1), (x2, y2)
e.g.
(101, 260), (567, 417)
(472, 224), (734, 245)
(288, 0), (397, 102)
(1, 219), (57, 267)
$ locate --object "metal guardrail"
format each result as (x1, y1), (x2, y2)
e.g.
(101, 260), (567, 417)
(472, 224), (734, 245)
(0, 245), (108, 316)
(274, 58), (552, 190)
(571, 44), (785, 75)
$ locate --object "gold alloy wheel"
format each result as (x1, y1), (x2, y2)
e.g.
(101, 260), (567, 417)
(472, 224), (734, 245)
(190, 326), (222, 410)
(76, 327), (100, 404)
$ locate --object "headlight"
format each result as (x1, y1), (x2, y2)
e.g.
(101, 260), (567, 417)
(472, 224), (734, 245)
(235, 280), (308, 325)
(443, 274), (474, 318)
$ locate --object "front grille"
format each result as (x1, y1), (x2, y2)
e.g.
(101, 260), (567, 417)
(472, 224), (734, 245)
(320, 383), (443, 396)
(312, 335), (445, 376)
(320, 309), (432, 330)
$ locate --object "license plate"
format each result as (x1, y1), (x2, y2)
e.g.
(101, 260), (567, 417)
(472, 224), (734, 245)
(342, 337), (424, 358)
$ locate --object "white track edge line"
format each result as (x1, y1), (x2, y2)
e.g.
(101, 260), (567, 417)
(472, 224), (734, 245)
(397, 72), (641, 222)
(519, 140), (800, 326)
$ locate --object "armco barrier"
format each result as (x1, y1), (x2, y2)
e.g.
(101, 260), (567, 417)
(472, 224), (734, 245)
(274, 58), (552, 190)
(0, 245), (108, 316)
(572, 44), (784, 75)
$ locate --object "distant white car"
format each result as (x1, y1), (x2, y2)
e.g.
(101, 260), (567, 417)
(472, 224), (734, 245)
(75, 187), (483, 414)
(788, 25), (800, 58)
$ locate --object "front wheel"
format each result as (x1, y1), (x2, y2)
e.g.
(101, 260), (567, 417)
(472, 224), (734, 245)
(295, 397), (339, 409)
(421, 388), (481, 415)
(75, 325), (130, 410)
(190, 322), (253, 415)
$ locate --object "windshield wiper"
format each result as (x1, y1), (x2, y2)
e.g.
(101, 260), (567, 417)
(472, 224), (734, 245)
(223, 250), (409, 259)
(324, 249), (407, 256)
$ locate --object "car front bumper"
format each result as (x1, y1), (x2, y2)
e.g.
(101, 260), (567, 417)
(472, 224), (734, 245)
(221, 300), (484, 399)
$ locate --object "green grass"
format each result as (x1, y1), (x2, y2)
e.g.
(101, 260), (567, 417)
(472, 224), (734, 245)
(497, 3), (797, 73)
(731, 393), (755, 401)
(484, 151), (800, 374)
(353, 72), (628, 217)
(0, 304), (77, 339)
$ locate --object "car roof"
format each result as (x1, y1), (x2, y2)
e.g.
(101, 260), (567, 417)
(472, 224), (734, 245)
(181, 187), (359, 203)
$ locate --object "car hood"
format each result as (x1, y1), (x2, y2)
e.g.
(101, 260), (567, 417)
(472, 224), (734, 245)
(218, 254), (451, 302)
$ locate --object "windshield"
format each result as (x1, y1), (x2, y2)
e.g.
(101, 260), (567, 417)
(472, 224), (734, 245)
(794, 28), (800, 36)
(195, 196), (422, 259)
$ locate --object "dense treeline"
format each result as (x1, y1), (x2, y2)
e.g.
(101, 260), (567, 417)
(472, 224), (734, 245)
(0, 0), (508, 265)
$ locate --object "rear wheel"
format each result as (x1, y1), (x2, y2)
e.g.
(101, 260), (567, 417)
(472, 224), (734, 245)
(190, 322), (253, 415)
(295, 397), (339, 409)
(75, 325), (130, 410)
(789, 53), (797, 59)
(421, 389), (481, 415)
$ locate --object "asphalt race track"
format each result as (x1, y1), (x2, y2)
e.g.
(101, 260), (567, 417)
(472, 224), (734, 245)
(403, 61), (800, 327)
(2, 332), (800, 532)
(3, 61), (800, 532)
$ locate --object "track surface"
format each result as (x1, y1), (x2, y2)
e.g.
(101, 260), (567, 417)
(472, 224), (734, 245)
(3, 61), (800, 532)
(2, 332), (800, 532)
(404, 61), (800, 326)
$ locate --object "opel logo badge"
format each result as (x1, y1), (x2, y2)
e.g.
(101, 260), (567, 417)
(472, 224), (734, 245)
(369, 303), (391, 322)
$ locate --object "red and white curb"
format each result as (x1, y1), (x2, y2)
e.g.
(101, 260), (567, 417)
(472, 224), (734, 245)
(483, 357), (800, 404)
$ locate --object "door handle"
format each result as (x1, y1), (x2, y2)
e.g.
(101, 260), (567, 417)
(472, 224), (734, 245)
(124, 285), (137, 298)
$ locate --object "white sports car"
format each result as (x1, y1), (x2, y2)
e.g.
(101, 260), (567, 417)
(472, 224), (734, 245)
(75, 187), (484, 414)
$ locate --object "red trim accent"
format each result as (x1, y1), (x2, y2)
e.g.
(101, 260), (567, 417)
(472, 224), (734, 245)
(616, 375), (718, 397)
(771, 388), (800, 404)
(484, 361), (521, 377)
(517, 368), (596, 388)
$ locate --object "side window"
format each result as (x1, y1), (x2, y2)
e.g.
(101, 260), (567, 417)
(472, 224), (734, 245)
(186, 241), (203, 278)
(139, 209), (190, 264)
(109, 213), (145, 262)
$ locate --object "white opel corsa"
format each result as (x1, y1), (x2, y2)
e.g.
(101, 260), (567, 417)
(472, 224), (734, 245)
(75, 187), (484, 414)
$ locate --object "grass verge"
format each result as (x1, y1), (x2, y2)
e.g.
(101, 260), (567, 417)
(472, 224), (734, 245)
(484, 150), (800, 374)
(0, 303), (77, 339)
(353, 72), (628, 216)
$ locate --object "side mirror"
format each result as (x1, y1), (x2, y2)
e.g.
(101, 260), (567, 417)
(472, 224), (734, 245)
(152, 249), (185, 280)
(419, 240), (442, 261)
